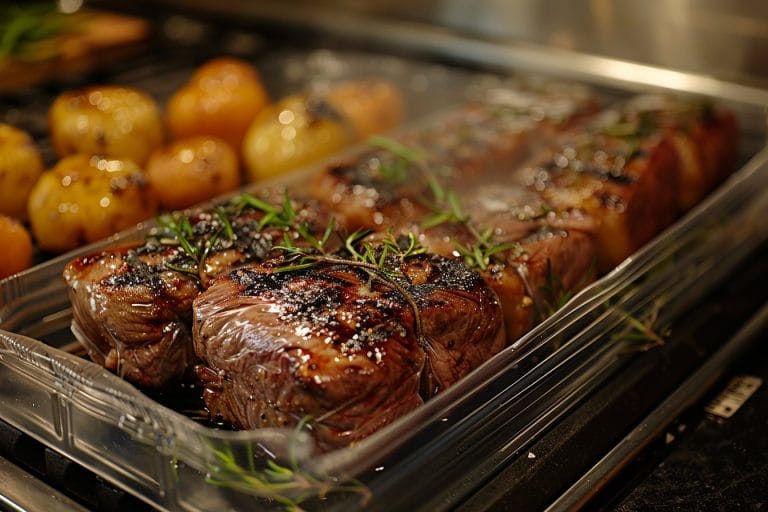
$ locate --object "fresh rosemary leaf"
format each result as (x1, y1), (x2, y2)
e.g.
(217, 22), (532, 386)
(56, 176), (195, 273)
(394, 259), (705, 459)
(273, 261), (318, 273)
(236, 193), (278, 215)
(214, 207), (235, 240)
(419, 210), (453, 230)
(367, 134), (425, 164)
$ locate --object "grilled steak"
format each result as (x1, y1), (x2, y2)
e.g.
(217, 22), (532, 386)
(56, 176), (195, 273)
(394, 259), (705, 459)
(517, 118), (679, 271)
(192, 247), (505, 449)
(311, 82), (599, 232)
(514, 95), (739, 271)
(620, 94), (740, 210)
(63, 192), (331, 388)
(397, 182), (597, 342)
(61, 85), (740, 450)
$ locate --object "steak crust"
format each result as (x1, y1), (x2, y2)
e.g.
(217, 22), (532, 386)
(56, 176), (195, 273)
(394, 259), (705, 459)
(193, 251), (505, 449)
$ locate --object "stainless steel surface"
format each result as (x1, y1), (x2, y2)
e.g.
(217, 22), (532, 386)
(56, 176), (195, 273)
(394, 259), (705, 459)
(153, 0), (768, 91)
(146, 0), (768, 112)
(0, 457), (88, 512)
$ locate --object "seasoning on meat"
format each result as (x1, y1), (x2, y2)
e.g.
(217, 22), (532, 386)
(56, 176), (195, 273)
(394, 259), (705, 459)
(63, 191), (332, 387)
(192, 239), (505, 449)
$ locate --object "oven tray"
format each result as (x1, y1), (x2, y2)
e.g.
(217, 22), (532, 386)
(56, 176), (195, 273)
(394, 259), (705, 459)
(1, 49), (767, 511)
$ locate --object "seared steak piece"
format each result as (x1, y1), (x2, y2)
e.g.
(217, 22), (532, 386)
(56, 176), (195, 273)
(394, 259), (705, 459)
(518, 120), (680, 272)
(399, 182), (597, 343)
(311, 145), (433, 231)
(63, 193), (331, 388)
(66, 243), (199, 388)
(311, 82), (599, 232)
(192, 247), (505, 449)
(516, 96), (739, 271)
(620, 94), (740, 210)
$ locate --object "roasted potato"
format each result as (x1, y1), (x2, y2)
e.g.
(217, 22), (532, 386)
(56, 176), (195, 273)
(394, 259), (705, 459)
(325, 80), (404, 140)
(49, 85), (163, 165)
(242, 93), (353, 182)
(0, 123), (44, 219)
(28, 154), (157, 253)
(165, 57), (270, 150)
(0, 214), (33, 279)
(146, 136), (240, 210)
(242, 80), (404, 182)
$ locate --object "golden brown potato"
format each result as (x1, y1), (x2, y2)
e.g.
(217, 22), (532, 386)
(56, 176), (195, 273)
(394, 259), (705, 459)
(28, 154), (157, 253)
(165, 57), (270, 150)
(242, 92), (353, 182)
(325, 80), (404, 140)
(0, 123), (44, 219)
(242, 80), (404, 182)
(49, 85), (163, 165)
(146, 136), (241, 210)
(0, 214), (33, 279)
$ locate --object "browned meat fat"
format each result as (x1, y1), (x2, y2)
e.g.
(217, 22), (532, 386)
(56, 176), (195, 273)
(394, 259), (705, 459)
(192, 251), (505, 449)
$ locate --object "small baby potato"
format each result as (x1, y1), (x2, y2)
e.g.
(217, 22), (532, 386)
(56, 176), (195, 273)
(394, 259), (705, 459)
(49, 85), (163, 165)
(28, 154), (157, 253)
(242, 93), (353, 182)
(146, 136), (240, 210)
(0, 214), (33, 279)
(165, 57), (270, 150)
(0, 123), (44, 219)
(325, 80), (404, 140)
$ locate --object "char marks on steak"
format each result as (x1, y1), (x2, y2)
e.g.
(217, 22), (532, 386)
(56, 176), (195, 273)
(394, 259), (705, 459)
(61, 81), (741, 449)
(523, 129), (678, 272)
(400, 182), (598, 342)
(64, 192), (332, 388)
(515, 95), (739, 271)
(193, 248), (505, 449)
(620, 94), (740, 210)
(311, 81), (600, 232)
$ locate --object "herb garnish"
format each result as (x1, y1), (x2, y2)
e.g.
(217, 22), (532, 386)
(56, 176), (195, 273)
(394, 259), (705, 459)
(203, 417), (371, 510)
(420, 175), (522, 271)
(275, 230), (432, 352)
(0, 4), (71, 59)
(155, 191), (326, 282)
(155, 212), (233, 281)
(366, 135), (430, 183)
(612, 297), (670, 352)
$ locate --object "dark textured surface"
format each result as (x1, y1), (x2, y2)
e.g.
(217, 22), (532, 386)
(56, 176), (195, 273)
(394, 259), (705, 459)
(457, 242), (768, 512)
(0, 419), (152, 511)
(613, 335), (768, 511)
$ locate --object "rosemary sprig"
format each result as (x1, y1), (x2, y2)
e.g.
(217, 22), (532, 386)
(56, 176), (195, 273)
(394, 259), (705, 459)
(540, 258), (596, 318)
(277, 229), (425, 273)
(366, 134), (428, 183)
(367, 134), (426, 164)
(454, 227), (520, 271)
(611, 297), (670, 352)
(420, 176), (522, 271)
(203, 417), (371, 510)
(0, 4), (71, 59)
(274, 230), (432, 352)
(155, 220), (211, 277)
(233, 192), (297, 231)
(155, 191), (333, 281)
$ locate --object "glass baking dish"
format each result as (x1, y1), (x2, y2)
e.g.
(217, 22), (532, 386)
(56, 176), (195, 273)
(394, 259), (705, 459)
(1, 48), (767, 511)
